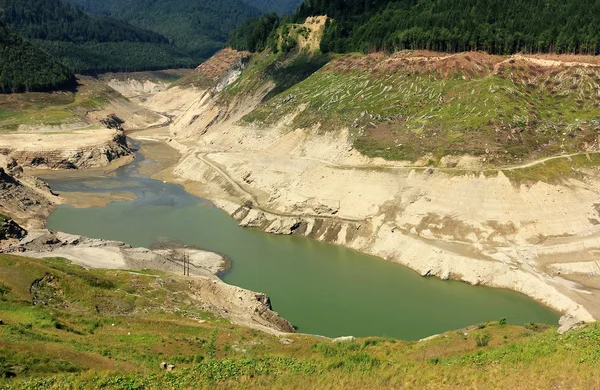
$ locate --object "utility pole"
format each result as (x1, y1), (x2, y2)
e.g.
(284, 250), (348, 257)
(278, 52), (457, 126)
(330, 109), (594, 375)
(183, 252), (190, 276)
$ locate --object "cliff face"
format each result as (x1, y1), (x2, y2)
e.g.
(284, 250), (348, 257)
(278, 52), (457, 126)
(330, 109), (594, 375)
(0, 157), (59, 228)
(0, 129), (131, 170)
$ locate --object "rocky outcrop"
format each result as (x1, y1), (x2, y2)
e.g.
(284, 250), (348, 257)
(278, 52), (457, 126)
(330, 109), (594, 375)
(0, 219), (27, 241)
(1, 130), (131, 170)
(0, 158), (59, 228)
(557, 314), (586, 334)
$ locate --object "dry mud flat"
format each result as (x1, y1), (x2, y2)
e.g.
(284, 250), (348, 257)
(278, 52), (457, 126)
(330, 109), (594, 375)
(142, 51), (600, 324)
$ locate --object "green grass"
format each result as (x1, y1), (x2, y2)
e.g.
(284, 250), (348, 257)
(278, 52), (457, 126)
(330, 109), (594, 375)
(0, 79), (121, 130)
(239, 53), (600, 167)
(0, 254), (599, 389)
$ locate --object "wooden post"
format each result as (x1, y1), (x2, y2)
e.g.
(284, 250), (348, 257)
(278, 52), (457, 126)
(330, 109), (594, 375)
(183, 252), (190, 276)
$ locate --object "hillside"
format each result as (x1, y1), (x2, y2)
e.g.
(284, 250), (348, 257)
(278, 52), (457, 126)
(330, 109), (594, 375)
(0, 0), (195, 73)
(293, 0), (600, 55)
(242, 0), (303, 15)
(0, 21), (73, 93)
(0, 254), (598, 389)
(241, 51), (600, 166)
(65, 0), (263, 61)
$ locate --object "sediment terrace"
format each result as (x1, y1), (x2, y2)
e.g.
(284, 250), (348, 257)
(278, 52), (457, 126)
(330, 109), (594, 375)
(137, 49), (600, 323)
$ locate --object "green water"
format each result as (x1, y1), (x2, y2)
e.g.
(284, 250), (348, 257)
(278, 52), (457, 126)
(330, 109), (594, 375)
(44, 143), (559, 339)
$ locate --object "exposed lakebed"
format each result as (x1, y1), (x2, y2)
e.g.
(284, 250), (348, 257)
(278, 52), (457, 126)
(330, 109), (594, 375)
(43, 140), (559, 339)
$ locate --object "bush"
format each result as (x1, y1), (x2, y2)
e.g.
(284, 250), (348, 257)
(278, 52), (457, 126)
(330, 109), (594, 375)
(207, 329), (217, 359)
(475, 333), (491, 347)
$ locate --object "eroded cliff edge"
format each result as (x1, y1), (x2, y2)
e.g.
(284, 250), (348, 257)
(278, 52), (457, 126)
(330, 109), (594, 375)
(142, 46), (600, 323)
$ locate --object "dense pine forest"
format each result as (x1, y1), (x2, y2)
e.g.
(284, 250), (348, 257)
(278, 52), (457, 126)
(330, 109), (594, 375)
(64, 0), (263, 60)
(297, 0), (600, 54)
(0, 0), (167, 44)
(0, 21), (74, 93)
(230, 0), (600, 55)
(242, 0), (303, 15)
(227, 13), (282, 53)
(0, 0), (195, 74)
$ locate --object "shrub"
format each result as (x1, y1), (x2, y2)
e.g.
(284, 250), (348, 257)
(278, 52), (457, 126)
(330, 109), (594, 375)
(207, 329), (218, 359)
(475, 333), (491, 347)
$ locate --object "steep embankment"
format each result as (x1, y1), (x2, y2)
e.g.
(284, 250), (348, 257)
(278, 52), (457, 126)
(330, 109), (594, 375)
(0, 156), (59, 229)
(144, 44), (600, 323)
(0, 129), (130, 170)
(0, 77), (170, 170)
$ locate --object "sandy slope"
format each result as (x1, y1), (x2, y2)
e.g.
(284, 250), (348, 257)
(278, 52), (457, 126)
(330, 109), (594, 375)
(137, 53), (600, 324)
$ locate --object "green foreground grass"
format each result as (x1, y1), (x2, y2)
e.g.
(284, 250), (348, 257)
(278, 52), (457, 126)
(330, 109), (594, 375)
(0, 254), (599, 389)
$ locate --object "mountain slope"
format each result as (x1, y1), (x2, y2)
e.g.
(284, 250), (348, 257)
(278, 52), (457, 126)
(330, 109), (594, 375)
(295, 0), (600, 55)
(242, 0), (303, 15)
(65, 0), (263, 60)
(0, 0), (167, 44)
(0, 21), (73, 93)
(0, 0), (195, 73)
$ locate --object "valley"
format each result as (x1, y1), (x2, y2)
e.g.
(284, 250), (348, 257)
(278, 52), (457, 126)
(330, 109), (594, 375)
(2, 1), (600, 386)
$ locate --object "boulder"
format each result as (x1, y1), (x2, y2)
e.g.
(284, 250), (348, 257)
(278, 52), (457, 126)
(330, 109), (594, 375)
(332, 336), (355, 343)
(557, 314), (586, 334)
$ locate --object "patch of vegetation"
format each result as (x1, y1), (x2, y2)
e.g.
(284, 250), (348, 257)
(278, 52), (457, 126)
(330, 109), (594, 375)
(502, 153), (600, 185)
(241, 53), (600, 167)
(0, 21), (74, 93)
(296, 0), (600, 55)
(474, 332), (491, 347)
(0, 78), (122, 129)
(223, 50), (329, 108)
(0, 254), (599, 389)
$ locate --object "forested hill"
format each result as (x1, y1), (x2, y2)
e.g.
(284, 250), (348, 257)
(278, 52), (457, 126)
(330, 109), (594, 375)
(294, 0), (600, 55)
(0, 0), (167, 44)
(0, 21), (74, 93)
(242, 0), (303, 15)
(65, 0), (263, 60)
(0, 0), (195, 74)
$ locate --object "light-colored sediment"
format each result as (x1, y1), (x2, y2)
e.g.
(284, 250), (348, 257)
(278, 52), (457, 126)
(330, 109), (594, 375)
(55, 191), (137, 208)
(0, 128), (131, 169)
(2, 229), (294, 334)
(137, 52), (600, 324)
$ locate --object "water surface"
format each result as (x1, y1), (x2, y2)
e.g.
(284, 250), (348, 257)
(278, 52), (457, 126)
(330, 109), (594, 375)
(44, 142), (559, 339)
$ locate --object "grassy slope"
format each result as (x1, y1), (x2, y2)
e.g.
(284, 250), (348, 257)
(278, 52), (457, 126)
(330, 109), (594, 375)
(240, 52), (600, 167)
(0, 254), (599, 389)
(0, 79), (120, 131)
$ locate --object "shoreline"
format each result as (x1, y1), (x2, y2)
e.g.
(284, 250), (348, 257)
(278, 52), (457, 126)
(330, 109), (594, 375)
(148, 137), (596, 325)
(17, 107), (592, 334)
(120, 134), (585, 324)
